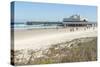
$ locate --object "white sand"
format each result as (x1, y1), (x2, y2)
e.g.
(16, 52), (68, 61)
(13, 27), (97, 50)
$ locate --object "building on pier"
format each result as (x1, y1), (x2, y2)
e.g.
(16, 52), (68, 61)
(26, 14), (97, 27)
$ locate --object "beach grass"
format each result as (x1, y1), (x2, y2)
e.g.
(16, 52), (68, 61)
(11, 37), (97, 65)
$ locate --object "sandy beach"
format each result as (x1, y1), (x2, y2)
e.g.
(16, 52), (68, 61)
(13, 27), (97, 50)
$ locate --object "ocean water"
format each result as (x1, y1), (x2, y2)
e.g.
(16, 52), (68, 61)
(11, 23), (61, 30)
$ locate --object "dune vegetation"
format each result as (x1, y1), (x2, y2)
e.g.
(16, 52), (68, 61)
(11, 37), (97, 65)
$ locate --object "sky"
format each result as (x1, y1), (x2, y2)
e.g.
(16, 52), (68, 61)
(12, 1), (97, 23)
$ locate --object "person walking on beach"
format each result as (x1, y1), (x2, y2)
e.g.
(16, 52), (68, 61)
(76, 27), (78, 31)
